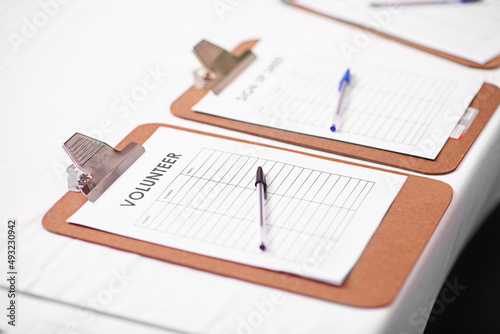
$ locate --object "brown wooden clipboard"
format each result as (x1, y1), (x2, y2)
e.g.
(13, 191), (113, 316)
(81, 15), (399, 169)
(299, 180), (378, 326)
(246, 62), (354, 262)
(43, 123), (453, 307)
(286, 0), (500, 69)
(171, 40), (500, 175)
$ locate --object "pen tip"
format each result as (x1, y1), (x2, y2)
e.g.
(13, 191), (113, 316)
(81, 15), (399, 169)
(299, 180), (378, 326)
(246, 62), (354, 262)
(259, 243), (266, 251)
(330, 125), (336, 132)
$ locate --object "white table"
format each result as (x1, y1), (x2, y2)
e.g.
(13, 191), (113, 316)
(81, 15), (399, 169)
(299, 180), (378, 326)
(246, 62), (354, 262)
(1, 1), (500, 333)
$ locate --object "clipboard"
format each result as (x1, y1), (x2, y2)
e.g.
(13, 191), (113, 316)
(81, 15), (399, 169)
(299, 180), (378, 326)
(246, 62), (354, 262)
(284, 0), (500, 70)
(171, 40), (500, 175)
(43, 123), (453, 307)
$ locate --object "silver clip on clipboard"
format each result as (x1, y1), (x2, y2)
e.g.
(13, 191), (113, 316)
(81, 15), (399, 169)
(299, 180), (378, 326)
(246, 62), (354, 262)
(193, 40), (256, 95)
(63, 133), (145, 202)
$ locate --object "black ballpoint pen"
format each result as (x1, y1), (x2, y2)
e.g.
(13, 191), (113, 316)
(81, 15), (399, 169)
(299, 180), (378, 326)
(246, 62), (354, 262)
(255, 166), (268, 251)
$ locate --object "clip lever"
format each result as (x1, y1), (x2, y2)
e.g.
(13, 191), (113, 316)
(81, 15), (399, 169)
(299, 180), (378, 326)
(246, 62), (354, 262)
(63, 133), (145, 202)
(193, 40), (256, 95)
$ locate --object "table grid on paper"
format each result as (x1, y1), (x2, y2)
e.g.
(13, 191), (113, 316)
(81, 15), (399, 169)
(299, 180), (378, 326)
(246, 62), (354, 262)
(135, 148), (374, 263)
(387, 1), (500, 52)
(253, 55), (457, 147)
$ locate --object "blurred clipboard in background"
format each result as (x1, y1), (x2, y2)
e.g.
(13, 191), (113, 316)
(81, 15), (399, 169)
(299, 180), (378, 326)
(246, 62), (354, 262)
(283, 0), (500, 69)
(43, 123), (452, 307)
(172, 39), (500, 174)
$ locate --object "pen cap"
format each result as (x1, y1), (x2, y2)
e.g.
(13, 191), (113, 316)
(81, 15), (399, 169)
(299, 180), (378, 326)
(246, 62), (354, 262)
(255, 166), (267, 199)
(338, 69), (351, 92)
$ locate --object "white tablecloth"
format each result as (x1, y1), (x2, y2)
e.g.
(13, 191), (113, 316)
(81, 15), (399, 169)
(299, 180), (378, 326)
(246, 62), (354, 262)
(1, 1), (500, 333)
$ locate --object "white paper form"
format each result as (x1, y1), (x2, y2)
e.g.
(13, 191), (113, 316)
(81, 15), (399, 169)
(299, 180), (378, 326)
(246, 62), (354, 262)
(68, 127), (406, 285)
(295, 0), (500, 65)
(193, 40), (483, 160)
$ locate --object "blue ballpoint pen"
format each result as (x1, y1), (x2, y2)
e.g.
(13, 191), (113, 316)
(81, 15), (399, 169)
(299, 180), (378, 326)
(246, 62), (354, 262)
(371, 0), (480, 7)
(330, 69), (351, 133)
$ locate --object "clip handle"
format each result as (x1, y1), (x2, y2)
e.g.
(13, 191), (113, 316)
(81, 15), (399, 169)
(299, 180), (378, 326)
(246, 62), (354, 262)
(63, 133), (145, 202)
(193, 40), (256, 95)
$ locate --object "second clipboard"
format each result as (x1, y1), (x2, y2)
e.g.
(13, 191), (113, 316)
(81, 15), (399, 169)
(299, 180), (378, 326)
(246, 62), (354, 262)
(283, 0), (500, 70)
(171, 40), (500, 175)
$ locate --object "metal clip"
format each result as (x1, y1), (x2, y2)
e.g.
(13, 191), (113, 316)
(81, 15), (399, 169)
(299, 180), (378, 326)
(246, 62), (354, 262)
(66, 164), (90, 192)
(63, 133), (145, 202)
(193, 40), (256, 95)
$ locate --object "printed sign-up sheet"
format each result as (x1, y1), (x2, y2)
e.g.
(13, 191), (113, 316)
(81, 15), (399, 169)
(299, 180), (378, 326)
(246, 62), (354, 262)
(193, 39), (483, 160)
(68, 127), (406, 285)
